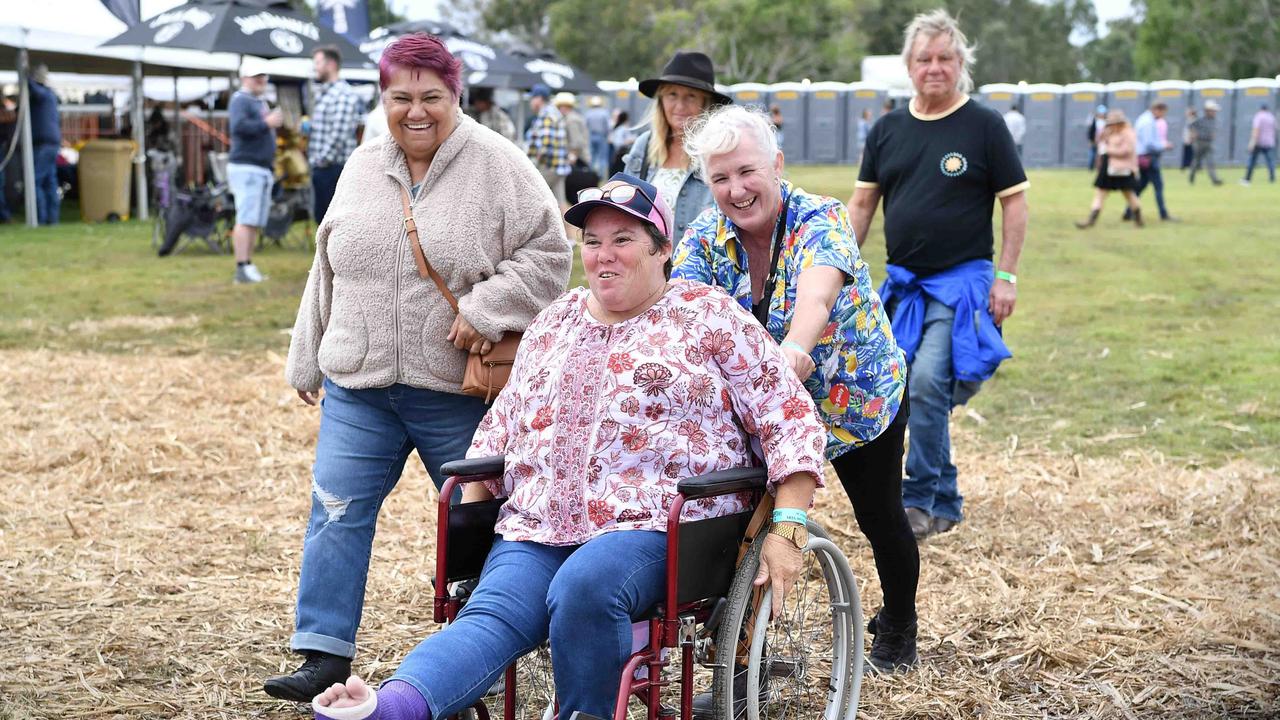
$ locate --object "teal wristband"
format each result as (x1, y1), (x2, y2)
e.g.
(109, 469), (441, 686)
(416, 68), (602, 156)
(772, 508), (808, 525)
(780, 340), (808, 354)
(995, 270), (1017, 284)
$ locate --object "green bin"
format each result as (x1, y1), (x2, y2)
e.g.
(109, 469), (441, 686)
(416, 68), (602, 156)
(78, 139), (134, 222)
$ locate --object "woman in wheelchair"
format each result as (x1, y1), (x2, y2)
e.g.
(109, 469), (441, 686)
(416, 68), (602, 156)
(312, 174), (828, 720)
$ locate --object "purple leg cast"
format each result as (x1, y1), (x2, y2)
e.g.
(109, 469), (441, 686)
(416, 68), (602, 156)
(314, 680), (429, 720)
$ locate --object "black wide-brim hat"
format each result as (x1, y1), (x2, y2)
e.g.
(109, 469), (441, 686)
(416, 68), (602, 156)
(638, 51), (733, 107)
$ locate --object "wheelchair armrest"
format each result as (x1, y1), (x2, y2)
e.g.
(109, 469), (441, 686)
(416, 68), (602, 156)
(440, 455), (505, 478)
(676, 467), (768, 500)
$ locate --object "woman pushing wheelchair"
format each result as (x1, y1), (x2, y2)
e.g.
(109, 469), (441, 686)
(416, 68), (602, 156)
(312, 174), (827, 720)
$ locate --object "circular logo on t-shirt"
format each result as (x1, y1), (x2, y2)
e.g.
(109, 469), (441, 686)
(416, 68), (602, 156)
(940, 152), (969, 177)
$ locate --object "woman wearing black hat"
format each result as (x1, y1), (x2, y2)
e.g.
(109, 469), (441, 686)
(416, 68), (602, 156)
(623, 51), (733, 241)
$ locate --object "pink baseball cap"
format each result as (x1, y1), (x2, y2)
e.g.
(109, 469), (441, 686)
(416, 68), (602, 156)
(564, 173), (675, 240)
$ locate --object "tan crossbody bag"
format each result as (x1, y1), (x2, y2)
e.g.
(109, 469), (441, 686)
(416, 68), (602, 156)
(399, 185), (520, 402)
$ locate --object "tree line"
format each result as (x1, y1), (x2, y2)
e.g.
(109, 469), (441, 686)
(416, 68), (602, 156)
(435, 0), (1279, 86)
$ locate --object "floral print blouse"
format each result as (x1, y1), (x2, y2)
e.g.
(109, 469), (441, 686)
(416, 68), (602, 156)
(672, 181), (906, 458)
(467, 282), (827, 546)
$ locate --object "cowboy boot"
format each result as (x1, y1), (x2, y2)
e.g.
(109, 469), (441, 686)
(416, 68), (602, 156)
(1132, 208), (1144, 227)
(1074, 209), (1100, 229)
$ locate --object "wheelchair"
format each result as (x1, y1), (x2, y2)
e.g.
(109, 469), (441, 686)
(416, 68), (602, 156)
(435, 457), (864, 720)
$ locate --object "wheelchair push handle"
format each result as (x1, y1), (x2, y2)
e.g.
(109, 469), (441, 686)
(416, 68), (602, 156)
(440, 455), (505, 478)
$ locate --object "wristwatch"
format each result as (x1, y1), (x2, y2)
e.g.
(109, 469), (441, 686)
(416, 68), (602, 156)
(769, 521), (808, 550)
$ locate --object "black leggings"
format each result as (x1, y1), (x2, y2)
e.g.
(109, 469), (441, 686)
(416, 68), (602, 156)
(828, 401), (919, 624)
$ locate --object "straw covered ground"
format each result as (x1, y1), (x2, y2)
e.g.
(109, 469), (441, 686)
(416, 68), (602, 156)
(2, 348), (1277, 719)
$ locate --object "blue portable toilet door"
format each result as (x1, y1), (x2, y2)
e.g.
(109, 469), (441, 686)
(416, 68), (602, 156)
(806, 83), (847, 164)
(844, 85), (886, 165)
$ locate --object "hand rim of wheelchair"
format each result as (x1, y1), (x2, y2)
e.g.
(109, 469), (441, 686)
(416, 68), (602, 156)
(712, 521), (861, 720)
(436, 458), (861, 720)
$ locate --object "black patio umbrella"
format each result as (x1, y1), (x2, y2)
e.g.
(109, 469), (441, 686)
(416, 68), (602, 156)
(510, 50), (599, 94)
(101, 0), (371, 67)
(360, 21), (530, 89)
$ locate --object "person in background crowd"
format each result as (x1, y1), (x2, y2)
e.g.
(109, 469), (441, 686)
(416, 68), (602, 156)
(674, 104), (918, 679)
(849, 9), (1027, 540)
(1181, 108), (1196, 170)
(1002, 105), (1026, 157)
(1241, 103), (1276, 185)
(28, 64), (61, 225)
(555, 92), (591, 169)
(525, 83), (570, 209)
(1127, 102), (1175, 222)
(608, 109), (634, 175)
(1087, 104), (1106, 171)
(584, 95), (612, 178)
(769, 103), (785, 146)
(1188, 100), (1224, 186)
(856, 108), (874, 164)
(275, 126), (310, 192)
(624, 50), (732, 241)
(466, 87), (516, 142)
(264, 33), (571, 704)
(0, 94), (16, 223)
(360, 98), (389, 147)
(227, 57), (282, 283)
(1076, 110), (1143, 228)
(881, 99), (894, 117)
(309, 45), (364, 224)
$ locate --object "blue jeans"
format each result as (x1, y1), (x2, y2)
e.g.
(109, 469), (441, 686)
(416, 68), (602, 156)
(390, 531), (668, 720)
(1245, 146), (1276, 182)
(291, 379), (490, 659)
(901, 300), (980, 522)
(589, 133), (610, 178)
(1135, 153), (1169, 219)
(34, 143), (60, 225)
(312, 163), (343, 224)
(0, 166), (10, 222)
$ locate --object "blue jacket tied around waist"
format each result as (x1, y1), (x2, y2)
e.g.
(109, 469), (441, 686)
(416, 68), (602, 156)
(878, 259), (1011, 383)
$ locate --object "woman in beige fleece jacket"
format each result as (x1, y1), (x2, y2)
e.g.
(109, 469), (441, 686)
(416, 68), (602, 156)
(265, 34), (572, 702)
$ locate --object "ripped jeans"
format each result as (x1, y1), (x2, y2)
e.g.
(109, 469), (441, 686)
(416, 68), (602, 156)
(291, 378), (489, 659)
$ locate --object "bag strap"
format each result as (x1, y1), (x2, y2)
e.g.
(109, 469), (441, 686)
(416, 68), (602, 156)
(399, 183), (460, 314)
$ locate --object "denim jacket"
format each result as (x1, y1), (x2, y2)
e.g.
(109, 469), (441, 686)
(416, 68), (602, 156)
(623, 131), (715, 241)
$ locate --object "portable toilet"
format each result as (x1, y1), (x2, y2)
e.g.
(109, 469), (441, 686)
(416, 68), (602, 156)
(1106, 81), (1150, 123)
(1192, 79), (1236, 164)
(1021, 83), (1064, 168)
(1149, 80), (1192, 161)
(844, 82), (888, 164)
(979, 83), (1021, 113)
(1234, 78), (1279, 165)
(767, 82), (808, 162)
(804, 81), (848, 164)
(730, 82), (770, 111)
(1062, 82), (1107, 168)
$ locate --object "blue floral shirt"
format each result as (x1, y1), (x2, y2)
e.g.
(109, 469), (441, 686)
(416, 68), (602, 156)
(671, 181), (906, 457)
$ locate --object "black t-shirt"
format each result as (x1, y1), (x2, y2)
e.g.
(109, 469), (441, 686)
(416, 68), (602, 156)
(857, 98), (1027, 275)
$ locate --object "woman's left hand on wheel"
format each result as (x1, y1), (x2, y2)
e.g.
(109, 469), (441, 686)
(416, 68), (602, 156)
(754, 533), (804, 620)
(448, 315), (495, 355)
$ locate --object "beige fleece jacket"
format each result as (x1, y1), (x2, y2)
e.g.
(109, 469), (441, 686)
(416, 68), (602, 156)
(286, 112), (572, 394)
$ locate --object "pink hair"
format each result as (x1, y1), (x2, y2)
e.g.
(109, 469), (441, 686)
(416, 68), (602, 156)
(378, 33), (463, 98)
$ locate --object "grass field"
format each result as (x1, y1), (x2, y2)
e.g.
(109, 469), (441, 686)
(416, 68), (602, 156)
(2, 166), (1276, 465)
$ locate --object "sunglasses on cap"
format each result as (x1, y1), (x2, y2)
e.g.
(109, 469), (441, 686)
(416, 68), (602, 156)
(577, 182), (657, 208)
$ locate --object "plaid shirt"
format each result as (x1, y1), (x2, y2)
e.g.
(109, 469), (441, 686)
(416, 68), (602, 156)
(525, 105), (570, 176)
(308, 79), (363, 167)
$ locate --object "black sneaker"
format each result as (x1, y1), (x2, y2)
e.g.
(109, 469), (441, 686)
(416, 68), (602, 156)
(865, 611), (918, 674)
(691, 663), (768, 718)
(263, 651), (352, 702)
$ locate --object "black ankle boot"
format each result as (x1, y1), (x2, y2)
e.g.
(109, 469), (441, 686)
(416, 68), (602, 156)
(866, 610), (918, 674)
(1074, 209), (1100, 229)
(691, 663), (769, 718)
(263, 651), (352, 702)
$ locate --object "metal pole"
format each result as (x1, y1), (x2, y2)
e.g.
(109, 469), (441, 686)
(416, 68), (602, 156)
(132, 61), (148, 220)
(17, 49), (37, 228)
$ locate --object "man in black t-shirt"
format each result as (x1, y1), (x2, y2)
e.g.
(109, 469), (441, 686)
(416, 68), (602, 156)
(849, 9), (1028, 544)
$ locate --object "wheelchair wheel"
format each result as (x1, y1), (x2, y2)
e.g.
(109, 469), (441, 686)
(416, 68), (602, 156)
(711, 522), (861, 719)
